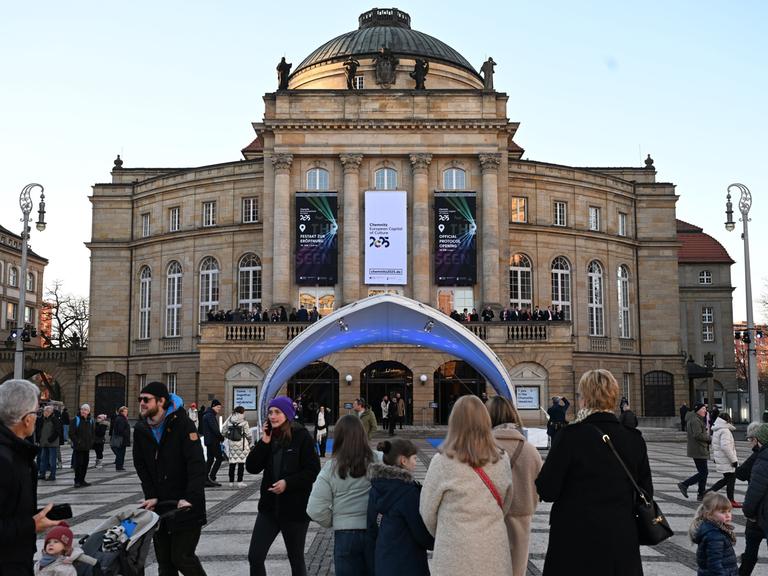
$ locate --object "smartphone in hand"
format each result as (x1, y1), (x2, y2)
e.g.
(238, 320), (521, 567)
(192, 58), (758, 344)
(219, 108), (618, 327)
(37, 504), (73, 521)
(264, 421), (272, 436)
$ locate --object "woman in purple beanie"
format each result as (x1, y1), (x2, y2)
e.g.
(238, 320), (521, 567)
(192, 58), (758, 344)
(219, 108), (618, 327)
(246, 396), (320, 576)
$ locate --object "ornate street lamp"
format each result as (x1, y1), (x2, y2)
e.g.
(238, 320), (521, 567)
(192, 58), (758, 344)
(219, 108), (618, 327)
(725, 183), (760, 421)
(14, 183), (46, 379)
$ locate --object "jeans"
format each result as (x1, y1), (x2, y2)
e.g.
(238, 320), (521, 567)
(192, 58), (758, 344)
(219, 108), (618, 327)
(709, 472), (736, 500)
(333, 529), (370, 576)
(248, 512), (308, 576)
(739, 519), (766, 575)
(228, 463), (244, 483)
(73, 450), (89, 485)
(206, 443), (223, 481)
(316, 432), (327, 457)
(153, 522), (207, 576)
(682, 458), (708, 496)
(38, 446), (57, 479)
(112, 445), (127, 469)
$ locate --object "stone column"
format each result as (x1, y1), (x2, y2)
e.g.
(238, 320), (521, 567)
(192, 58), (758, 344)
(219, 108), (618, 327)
(340, 154), (363, 305)
(271, 153), (293, 307)
(261, 154), (275, 308)
(410, 153), (432, 303)
(479, 153), (501, 308)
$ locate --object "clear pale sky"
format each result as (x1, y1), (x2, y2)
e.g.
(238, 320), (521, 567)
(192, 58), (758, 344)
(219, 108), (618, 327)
(2, 0), (766, 322)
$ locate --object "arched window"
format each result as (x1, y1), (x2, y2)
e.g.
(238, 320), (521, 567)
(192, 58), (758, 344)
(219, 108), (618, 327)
(199, 257), (220, 322)
(443, 168), (466, 190)
(509, 254), (533, 311)
(26, 272), (35, 292)
(238, 253), (262, 311)
(306, 168), (330, 191)
(375, 168), (398, 190)
(587, 260), (604, 336)
(139, 266), (152, 340)
(551, 257), (571, 320)
(8, 266), (18, 287)
(165, 261), (182, 337)
(617, 265), (630, 338)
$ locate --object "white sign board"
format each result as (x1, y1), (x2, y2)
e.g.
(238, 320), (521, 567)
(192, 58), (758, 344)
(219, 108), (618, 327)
(233, 387), (258, 410)
(365, 191), (407, 284)
(515, 386), (540, 410)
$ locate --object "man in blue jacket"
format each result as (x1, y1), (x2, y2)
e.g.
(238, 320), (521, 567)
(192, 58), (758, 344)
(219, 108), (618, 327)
(134, 381), (207, 576)
(202, 399), (224, 487)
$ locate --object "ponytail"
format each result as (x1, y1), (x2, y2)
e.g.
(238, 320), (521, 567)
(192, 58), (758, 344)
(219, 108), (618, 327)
(376, 438), (418, 467)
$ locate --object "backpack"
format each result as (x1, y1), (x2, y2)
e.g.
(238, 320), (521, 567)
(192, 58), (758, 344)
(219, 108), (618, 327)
(225, 421), (243, 442)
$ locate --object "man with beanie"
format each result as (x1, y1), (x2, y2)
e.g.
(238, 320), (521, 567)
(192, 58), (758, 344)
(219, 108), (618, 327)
(202, 399), (225, 487)
(133, 381), (208, 576)
(743, 423), (768, 556)
(678, 402), (711, 500)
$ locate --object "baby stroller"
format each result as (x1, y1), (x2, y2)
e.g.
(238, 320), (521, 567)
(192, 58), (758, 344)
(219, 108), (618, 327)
(75, 501), (185, 576)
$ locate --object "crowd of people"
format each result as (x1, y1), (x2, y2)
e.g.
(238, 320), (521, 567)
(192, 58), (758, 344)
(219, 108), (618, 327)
(4, 372), (768, 575)
(205, 304), (321, 323)
(448, 304), (566, 323)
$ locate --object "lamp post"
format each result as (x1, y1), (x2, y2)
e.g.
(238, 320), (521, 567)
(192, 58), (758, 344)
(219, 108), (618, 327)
(725, 183), (760, 422)
(14, 183), (46, 380)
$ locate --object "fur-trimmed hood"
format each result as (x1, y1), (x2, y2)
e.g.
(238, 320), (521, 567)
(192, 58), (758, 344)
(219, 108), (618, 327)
(368, 462), (420, 514)
(689, 517), (736, 545)
(368, 461), (415, 483)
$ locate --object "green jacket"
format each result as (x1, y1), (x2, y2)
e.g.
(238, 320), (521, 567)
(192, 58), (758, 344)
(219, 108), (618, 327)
(359, 408), (377, 440)
(686, 411), (710, 459)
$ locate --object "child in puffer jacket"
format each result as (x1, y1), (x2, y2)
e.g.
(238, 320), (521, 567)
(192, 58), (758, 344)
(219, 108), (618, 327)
(689, 492), (737, 576)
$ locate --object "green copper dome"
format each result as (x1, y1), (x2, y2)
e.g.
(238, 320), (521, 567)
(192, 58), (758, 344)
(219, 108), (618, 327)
(293, 8), (480, 78)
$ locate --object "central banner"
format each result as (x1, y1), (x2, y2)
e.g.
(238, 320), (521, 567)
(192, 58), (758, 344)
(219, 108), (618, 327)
(295, 192), (338, 286)
(365, 191), (407, 284)
(434, 192), (477, 285)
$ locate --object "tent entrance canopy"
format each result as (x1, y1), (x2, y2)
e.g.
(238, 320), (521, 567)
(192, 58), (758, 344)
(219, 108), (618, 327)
(258, 294), (514, 423)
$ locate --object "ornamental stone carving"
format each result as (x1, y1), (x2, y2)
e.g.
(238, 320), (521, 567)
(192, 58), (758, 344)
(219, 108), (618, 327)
(409, 153), (432, 172)
(479, 153), (502, 172)
(271, 154), (294, 171)
(339, 153), (364, 172)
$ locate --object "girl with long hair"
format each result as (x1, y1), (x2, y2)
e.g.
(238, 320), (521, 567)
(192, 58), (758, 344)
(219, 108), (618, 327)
(246, 396), (320, 576)
(419, 395), (513, 575)
(367, 438), (433, 576)
(689, 492), (737, 575)
(307, 414), (376, 575)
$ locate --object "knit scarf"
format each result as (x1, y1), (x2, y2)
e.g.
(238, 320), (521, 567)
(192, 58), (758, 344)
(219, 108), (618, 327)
(714, 519), (737, 545)
(573, 408), (615, 423)
(38, 553), (60, 569)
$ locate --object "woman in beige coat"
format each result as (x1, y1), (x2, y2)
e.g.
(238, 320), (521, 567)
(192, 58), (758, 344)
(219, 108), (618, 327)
(486, 396), (543, 576)
(420, 395), (513, 576)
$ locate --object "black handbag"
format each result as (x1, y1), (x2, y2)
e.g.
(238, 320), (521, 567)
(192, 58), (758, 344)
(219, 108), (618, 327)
(591, 425), (673, 545)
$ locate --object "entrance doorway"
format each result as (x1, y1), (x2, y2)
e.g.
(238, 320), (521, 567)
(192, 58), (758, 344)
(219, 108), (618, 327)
(434, 361), (486, 424)
(361, 361), (413, 425)
(95, 372), (126, 418)
(643, 371), (675, 417)
(288, 361), (339, 424)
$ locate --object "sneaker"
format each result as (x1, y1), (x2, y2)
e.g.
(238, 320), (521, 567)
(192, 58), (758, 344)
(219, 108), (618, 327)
(677, 482), (689, 499)
(228, 482), (235, 488)
(730, 500), (743, 509)
(237, 482), (248, 488)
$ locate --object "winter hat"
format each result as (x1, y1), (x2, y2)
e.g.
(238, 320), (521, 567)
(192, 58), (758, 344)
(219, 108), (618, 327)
(693, 402), (706, 412)
(753, 423), (768, 447)
(190, 402), (197, 409)
(45, 522), (74, 553)
(268, 396), (296, 421)
(210, 399), (222, 408)
(141, 381), (169, 403)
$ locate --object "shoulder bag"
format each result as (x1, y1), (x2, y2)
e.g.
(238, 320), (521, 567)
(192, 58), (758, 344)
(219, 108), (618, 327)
(473, 466), (503, 509)
(590, 425), (672, 545)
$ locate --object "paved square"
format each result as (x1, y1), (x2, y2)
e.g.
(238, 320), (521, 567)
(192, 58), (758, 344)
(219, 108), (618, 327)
(36, 431), (767, 575)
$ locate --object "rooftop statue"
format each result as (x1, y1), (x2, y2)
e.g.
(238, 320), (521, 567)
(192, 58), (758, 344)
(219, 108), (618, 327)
(344, 57), (360, 89)
(410, 58), (429, 90)
(277, 56), (292, 90)
(374, 46), (398, 87)
(480, 57), (496, 91)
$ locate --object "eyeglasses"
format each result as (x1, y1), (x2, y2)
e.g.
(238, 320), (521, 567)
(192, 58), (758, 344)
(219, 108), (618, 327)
(138, 396), (154, 404)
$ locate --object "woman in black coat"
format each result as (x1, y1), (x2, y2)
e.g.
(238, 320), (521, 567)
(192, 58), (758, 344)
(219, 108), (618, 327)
(246, 396), (320, 576)
(536, 369), (653, 576)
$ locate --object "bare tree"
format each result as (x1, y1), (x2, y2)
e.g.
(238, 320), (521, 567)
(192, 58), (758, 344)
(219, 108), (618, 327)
(42, 280), (89, 348)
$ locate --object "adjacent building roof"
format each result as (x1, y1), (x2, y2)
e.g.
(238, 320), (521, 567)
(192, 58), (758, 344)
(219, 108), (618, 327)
(0, 224), (48, 262)
(677, 219), (734, 264)
(293, 8), (479, 78)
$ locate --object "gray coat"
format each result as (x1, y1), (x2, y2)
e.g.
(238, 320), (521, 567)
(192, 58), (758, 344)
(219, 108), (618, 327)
(686, 410), (710, 459)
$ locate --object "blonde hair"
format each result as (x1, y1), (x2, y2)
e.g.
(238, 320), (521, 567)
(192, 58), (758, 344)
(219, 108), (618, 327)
(578, 369), (619, 411)
(440, 395), (500, 467)
(689, 492), (732, 541)
(485, 395), (522, 428)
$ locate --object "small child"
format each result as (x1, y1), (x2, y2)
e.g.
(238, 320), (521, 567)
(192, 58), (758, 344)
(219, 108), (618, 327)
(35, 522), (78, 575)
(689, 492), (738, 576)
(367, 439), (434, 576)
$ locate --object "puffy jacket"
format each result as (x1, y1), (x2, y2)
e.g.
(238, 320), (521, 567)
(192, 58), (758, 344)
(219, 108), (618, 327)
(0, 422), (39, 572)
(133, 394), (207, 531)
(711, 418), (738, 474)
(686, 411), (710, 460)
(245, 423), (320, 521)
(690, 519), (737, 576)
(70, 415), (95, 452)
(223, 413), (252, 465)
(743, 445), (768, 534)
(367, 462), (433, 576)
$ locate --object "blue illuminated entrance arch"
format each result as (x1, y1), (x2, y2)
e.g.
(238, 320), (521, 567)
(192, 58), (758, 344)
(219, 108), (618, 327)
(258, 294), (515, 423)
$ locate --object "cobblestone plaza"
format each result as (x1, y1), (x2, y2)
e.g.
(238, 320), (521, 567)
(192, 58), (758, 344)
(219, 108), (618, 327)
(36, 430), (767, 575)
